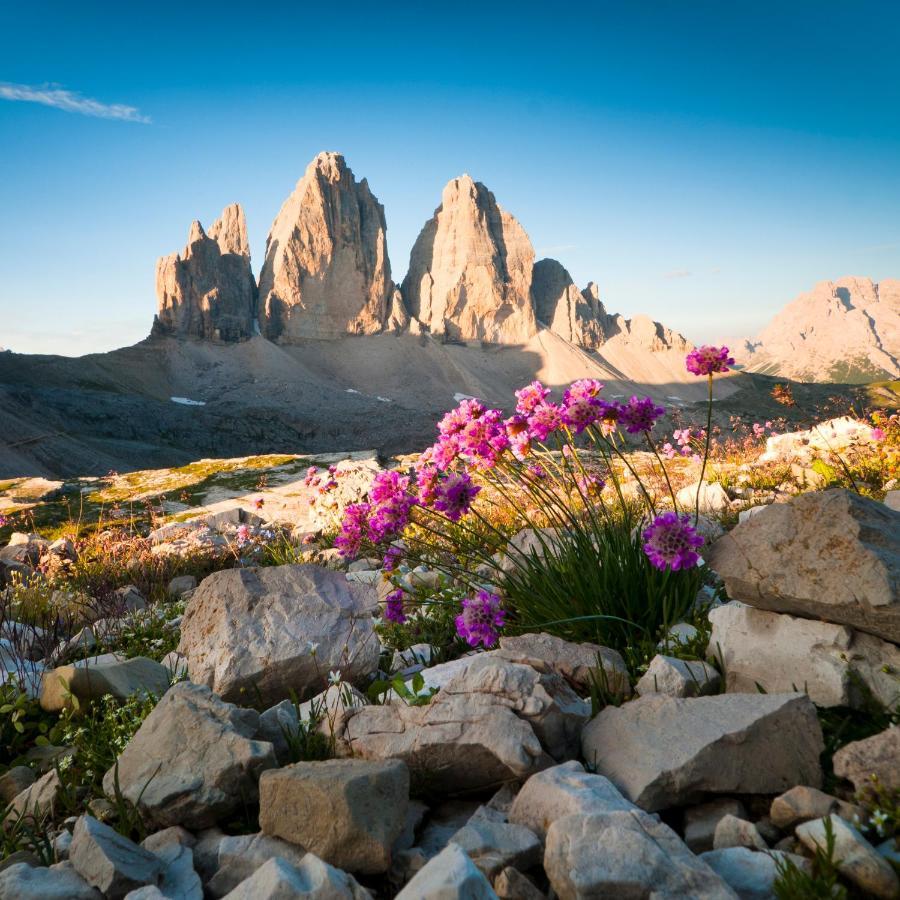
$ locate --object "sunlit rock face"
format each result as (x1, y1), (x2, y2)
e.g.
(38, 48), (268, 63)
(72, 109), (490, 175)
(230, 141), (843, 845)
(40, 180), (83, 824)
(258, 152), (393, 341)
(401, 175), (537, 344)
(153, 203), (257, 341)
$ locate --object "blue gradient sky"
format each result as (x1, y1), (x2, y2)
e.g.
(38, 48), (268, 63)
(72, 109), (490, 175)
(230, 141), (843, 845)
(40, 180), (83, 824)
(2, 1), (899, 356)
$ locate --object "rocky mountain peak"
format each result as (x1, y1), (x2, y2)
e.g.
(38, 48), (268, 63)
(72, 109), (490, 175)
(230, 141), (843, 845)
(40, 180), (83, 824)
(401, 176), (537, 343)
(258, 152), (392, 341)
(153, 203), (257, 342)
(735, 276), (900, 382)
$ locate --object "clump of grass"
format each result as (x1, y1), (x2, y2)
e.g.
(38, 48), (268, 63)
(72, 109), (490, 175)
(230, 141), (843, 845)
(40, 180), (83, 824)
(774, 816), (848, 899)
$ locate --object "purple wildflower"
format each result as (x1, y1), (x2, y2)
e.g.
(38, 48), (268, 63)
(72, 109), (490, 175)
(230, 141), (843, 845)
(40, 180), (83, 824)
(685, 345), (735, 376)
(458, 408), (509, 469)
(433, 472), (481, 521)
(527, 402), (563, 441)
(438, 398), (486, 438)
(0, 514), (8, 528)
(564, 379), (603, 404)
(455, 590), (506, 648)
(642, 512), (704, 571)
(335, 502), (371, 558)
(561, 396), (602, 434)
(383, 546), (403, 570)
(384, 589), (407, 624)
(527, 463), (546, 479)
(236, 524), (251, 547)
(616, 396), (666, 434)
(515, 381), (551, 416)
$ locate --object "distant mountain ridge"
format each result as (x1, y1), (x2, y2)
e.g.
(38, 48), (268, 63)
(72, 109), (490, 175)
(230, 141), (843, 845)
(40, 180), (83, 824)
(735, 276), (900, 383)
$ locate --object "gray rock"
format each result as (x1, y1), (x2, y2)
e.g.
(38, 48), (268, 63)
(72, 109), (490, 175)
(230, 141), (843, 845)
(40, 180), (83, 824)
(395, 843), (497, 899)
(70, 815), (163, 899)
(167, 576), (197, 598)
(124, 843), (201, 899)
(582, 693), (823, 811)
(713, 815), (768, 850)
(493, 866), (546, 899)
(178, 564), (379, 706)
(708, 601), (900, 709)
(449, 820), (542, 879)
(259, 759), (409, 875)
(769, 785), (856, 829)
(141, 827), (196, 855)
(102, 682), (276, 829)
(0, 862), (101, 899)
(833, 725), (900, 793)
(677, 480), (731, 514)
(635, 654), (721, 698)
(0, 765), (35, 804)
(497, 632), (630, 696)
(544, 810), (738, 899)
(4, 770), (61, 823)
(708, 488), (900, 643)
(683, 799), (748, 853)
(796, 814), (899, 899)
(40, 656), (170, 712)
(202, 832), (307, 897)
(508, 761), (635, 841)
(221, 855), (371, 900)
(701, 847), (811, 899)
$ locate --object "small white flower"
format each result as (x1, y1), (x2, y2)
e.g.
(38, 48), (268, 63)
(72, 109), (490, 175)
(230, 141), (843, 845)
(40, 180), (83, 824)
(306, 641), (320, 656)
(328, 669), (342, 685)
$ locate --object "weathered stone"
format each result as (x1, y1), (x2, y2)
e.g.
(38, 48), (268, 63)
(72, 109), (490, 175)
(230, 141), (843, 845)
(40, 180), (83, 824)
(220, 855), (371, 900)
(167, 575), (197, 598)
(677, 480), (731, 514)
(259, 152), (391, 341)
(200, 832), (306, 896)
(708, 488), (900, 643)
(153, 204), (257, 342)
(141, 827), (196, 855)
(796, 815), (899, 899)
(70, 815), (162, 899)
(395, 843), (496, 899)
(770, 785), (856, 830)
(4, 770), (61, 823)
(497, 632), (630, 696)
(493, 866), (546, 900)
(0, 862), (101, 900)
(701, 847), (811, 900)
(635, 654), (720, 698)
(179, 564), (379, 706)
(544, 811), (738, 899)
(582, 693), (823, 811)
(259, 759), (409, 875)
(402, 174), (537, 344)
(102, 682), (276, 829)
(449, 820), (541, 879)
(113, 585), (146, 614)
(508, 761), (635, 840)
(125, 843), (201, 900)
(833, 725), (900, 793)
(0, 765), (35, 804)
(708, 601), (900, 709)
(40, 656), (170, 712)
(713, 814), (768, 851)
(683, 799), (748, 854)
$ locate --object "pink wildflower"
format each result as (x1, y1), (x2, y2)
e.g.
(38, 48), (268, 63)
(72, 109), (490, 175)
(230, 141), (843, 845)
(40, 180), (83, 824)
(685, 345), (735, 376)
(455, 590), (506, 648)
(642, 513), (704, 571)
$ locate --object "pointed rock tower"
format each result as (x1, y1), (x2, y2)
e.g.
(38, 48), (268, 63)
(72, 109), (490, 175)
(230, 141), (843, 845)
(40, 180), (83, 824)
(153, 204), (257, 341)
(533, 258), (606, 349)
(258, 152), (392, 341)
(401, 175), (537, 344)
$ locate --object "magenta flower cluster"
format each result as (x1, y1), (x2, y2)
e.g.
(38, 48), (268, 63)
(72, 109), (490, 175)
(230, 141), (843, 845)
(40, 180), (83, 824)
(616, 396), (666, 434)
(384, 588), (408, 624)
(642, 512), (704, 571)
(455, 590), (506, 647)
(433, 472), (481, 521)
(685, 345), (735, 377)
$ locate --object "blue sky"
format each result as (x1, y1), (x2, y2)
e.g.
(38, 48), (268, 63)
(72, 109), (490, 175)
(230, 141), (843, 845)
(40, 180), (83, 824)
(1, 1), (898, 356)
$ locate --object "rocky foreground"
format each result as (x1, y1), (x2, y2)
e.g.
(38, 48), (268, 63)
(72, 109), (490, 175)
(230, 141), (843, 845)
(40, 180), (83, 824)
(0, 419), (898, 899)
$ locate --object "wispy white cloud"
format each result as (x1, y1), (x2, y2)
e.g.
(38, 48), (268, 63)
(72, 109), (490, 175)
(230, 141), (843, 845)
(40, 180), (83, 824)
(663, 269), (692, 279)
(0, 82), (150, 123)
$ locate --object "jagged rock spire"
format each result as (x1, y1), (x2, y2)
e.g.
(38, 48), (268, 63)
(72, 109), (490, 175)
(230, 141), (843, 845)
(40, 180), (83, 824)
(153, 203), (257, 341)
(258, 152), (392, 341)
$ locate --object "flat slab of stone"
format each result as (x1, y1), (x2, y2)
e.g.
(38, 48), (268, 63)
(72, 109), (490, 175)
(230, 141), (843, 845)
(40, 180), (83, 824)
(0, 862), (102, 899)
(259, 758), (408, 875)
(708, 488), (900, 643)
(833, 725), (900, 793)
(582, 693), (823, 811)
(635, 654), (720, 698)
(40, 656), (170, 712)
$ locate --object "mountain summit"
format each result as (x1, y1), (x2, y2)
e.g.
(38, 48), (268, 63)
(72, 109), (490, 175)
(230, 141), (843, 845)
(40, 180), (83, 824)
(735, 276), (900, 383)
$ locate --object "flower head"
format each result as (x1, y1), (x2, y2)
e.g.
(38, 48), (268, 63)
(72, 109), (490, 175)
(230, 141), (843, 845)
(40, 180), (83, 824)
(642, 512), (704, 571)
(236, 524), (251, 547)
(433, 472), (481, 521)
(438, 398), (486, 438)
(383, 546), (403, 570)
(455, 590), (506, 648)
(515, 381), (550, 416)
(335, 502), (371, 558)
(254, 497), (265, 510)
(384, 588), (408, 624)
(564, 379), (604, 404)
(686, 345), (735, 376)
(617, 396), (666, 434)
(527, 401), (563, 442)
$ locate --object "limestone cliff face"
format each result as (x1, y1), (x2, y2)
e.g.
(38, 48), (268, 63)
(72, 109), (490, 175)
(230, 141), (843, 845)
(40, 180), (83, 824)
(153, 204), (257, 341)
(401, 175), (537, 344)
(258, 152), (392, 341)
(735, 276), (900, 383)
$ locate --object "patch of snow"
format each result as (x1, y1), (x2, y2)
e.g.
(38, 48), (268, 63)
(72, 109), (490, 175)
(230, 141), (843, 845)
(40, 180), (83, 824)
(376, 396), (392, 403)
(453, 392), (477, 402)
(170, 397), (206, 406)
(345, 388), (361, 394)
